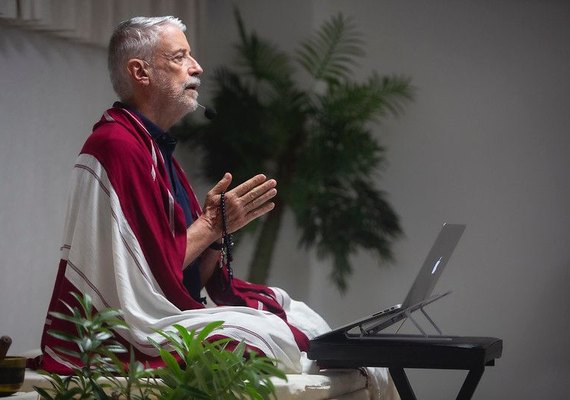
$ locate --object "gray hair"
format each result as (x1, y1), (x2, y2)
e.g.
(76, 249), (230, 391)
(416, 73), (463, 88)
(108, 16), (186, 101)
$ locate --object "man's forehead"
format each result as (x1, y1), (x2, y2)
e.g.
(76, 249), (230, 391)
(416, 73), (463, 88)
(157, 24), (191, 53)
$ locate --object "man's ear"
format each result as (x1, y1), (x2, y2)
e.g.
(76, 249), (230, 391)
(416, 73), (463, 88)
(127, 59), (150, 86)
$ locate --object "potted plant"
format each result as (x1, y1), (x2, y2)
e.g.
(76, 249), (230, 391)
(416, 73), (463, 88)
(35, 292), (286, 400)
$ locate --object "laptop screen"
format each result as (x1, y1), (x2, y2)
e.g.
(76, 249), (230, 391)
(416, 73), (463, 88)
(402, 223), (466, 308)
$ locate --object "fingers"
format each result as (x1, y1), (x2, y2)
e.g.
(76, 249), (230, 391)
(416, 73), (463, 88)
(246, 199), (276, 220)
(231, 174), (270, 197)
(231, 176), (277, 204)
(225, 197), (276, 234)
(210, 172), (233, 195)
(217, 174), (278, 234)
(243, 186), (277, 212)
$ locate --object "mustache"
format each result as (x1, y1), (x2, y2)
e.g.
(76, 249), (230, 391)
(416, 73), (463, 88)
(184, 77), (201, 89)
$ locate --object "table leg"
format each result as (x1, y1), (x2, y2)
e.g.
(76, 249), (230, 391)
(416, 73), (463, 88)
(389, 367), (417, 400)
(456, 367), (484, 400)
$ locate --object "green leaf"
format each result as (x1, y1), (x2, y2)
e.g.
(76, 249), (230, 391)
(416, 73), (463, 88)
(233, 7), (293, 91)
(196, 321), (224, 341)
(90, 378), (110, 400)
(296, 13), (364, 85)
(48, 311), (87, 326)
(46, 329), (79, 343)
(50, 346), (82, 361)
(159, 347), (184, 379)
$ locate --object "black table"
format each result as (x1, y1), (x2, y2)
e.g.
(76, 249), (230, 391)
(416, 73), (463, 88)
(308, 333), (502, 400)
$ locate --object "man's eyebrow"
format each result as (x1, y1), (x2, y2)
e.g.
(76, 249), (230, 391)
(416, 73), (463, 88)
(163, 48), (187, 56)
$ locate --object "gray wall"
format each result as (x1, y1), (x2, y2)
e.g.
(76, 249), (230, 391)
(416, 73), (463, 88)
(199, 2), (570, 398)
(1, 1), (569, 399)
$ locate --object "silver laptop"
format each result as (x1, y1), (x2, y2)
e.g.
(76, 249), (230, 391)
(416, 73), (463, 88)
(313, 223), (466, 339)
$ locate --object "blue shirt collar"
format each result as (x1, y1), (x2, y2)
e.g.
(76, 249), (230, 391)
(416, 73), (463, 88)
(115, 101), (177, 156)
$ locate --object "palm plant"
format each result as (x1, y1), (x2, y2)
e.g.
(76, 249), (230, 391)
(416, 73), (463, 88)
(174, 10), (413, 292)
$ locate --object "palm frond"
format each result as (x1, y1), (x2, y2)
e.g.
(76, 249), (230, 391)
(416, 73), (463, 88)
(366, 72), (415, 118)
(296, 13), (364, 85)
(292, 127), (383, 191)
(330, 251), (352, 293)
(314, 73), (414, 128)
(292, 176), (402, 293)
(234, 7), (294, 92)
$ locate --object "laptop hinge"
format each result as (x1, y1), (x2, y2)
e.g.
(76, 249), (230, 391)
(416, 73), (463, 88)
(405, 306), (443, 337)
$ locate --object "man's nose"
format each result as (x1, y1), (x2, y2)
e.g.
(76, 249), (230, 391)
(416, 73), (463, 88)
(188, 57), (203, 76)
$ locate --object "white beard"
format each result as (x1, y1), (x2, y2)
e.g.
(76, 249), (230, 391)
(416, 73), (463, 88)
(152, 72), (200, 120)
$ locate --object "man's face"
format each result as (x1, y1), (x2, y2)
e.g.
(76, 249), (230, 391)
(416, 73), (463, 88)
(149, 25), (203, 119)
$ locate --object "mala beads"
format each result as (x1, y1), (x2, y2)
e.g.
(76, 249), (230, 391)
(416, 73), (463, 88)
(220, 191), (234, 280)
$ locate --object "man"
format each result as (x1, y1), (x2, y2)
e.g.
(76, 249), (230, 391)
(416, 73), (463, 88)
(39, 16), (328, 374)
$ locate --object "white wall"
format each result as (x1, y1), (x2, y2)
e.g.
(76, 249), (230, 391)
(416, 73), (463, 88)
(1, 1), (570, 399)
(0, 24), (115, 352)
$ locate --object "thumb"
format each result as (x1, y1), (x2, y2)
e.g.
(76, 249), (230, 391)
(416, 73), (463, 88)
(210, 172), (232, 194)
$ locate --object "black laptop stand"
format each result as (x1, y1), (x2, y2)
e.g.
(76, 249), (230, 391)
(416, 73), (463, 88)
(308, 302), (503, 400)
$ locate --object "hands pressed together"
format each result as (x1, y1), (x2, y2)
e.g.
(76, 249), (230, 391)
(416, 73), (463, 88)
(183, 172), (277, 283)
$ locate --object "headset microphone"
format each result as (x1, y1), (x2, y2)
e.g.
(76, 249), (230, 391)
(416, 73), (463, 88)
(197, 103), (217, 120)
